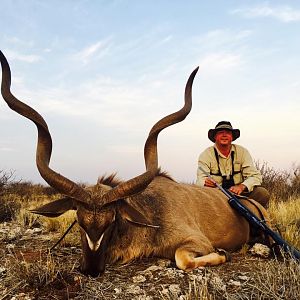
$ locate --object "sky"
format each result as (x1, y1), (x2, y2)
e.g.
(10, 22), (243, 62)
(0, 0), (299, 185)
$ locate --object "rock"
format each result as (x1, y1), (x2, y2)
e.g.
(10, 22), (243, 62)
(228, 280), (242, 287)
(0, 266), (7, 277)
(165, 267), (184, 278)
(6, 243), (15, 249)
(249, 243), (271, 258)
(24, 228), (42, 235)
(114, 287), (122, 294)
(126, 284), (142, 295)
(132, 274), (147, 283)
(238, 275), (249, 281)
(140, 265), (162, 273)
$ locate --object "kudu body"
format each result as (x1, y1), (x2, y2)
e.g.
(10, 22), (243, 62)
(0, 51), (270, 277)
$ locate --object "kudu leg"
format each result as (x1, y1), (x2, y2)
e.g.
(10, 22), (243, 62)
(175, 247), (230, 271)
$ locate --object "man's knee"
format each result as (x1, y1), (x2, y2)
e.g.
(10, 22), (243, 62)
(248, 186), (270, 208)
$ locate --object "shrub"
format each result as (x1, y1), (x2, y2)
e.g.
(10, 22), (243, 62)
(7, 181), (58, 199)
(0, 170), (15, 195)
(256, 162), (300, 201)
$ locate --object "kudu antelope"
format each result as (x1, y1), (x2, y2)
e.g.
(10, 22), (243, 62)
(0, 51), (270, 277)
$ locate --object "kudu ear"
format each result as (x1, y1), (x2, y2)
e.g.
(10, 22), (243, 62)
(118, 201), (159, 228)
(30, 197), (75, 217)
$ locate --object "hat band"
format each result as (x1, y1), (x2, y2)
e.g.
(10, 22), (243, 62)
(215, 125), (233, 130)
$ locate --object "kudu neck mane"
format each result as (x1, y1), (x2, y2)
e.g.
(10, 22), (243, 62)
(97, 169), (174, 189)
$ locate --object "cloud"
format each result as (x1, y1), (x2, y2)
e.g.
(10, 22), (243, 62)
(191, 29), (252, 62)
(12, 73), (167, 134)
(200, 29), (252, 46)
(198, 52), (242, 73)
(231, 3), (300, 22)
(3, 49), (41, 63)
(155, 35), (173, 47)
(5, 36), (34, 47)
(72, 38), (113, 65)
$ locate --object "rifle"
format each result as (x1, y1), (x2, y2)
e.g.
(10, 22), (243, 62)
(198, 166), (300, 260)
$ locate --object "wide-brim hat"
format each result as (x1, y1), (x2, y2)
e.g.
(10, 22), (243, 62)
(208, 121), (240, 142)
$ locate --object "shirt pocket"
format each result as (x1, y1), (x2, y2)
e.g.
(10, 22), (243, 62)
(233, 162), (241, 173)
(209, 162), (220, 175)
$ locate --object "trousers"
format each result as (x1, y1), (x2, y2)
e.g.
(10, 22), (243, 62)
(242, 186), (270, 208)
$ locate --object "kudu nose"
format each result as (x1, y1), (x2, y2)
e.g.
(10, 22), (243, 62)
(80, 265), (105, 278)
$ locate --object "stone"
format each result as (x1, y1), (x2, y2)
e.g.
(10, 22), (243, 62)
(228, 280), (242, 287)
(249, 243), (271, 258)
(132, 274), (147, 283)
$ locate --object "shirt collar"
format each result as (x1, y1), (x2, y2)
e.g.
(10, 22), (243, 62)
(214, 144), (235, 158)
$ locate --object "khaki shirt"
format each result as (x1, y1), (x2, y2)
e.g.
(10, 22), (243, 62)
(196, 144), (262, 192)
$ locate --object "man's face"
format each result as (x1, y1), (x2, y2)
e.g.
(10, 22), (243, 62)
(214, 130), (233, 147)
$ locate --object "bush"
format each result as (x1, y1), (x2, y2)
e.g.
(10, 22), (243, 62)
(7, 181), (57, 199)
(256, 162), (300, 201)
(0, 170), (59, 223)
(0, 170), (15, 195)
(0, 197), (21, 222)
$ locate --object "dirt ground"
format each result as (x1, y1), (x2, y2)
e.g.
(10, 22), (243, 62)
(0, 221), (299, 300)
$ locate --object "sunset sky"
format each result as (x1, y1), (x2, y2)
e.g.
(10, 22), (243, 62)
(1, 0), (299, 185)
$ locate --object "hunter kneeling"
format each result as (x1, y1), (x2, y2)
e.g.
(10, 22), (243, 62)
(196, 121), (270, 208)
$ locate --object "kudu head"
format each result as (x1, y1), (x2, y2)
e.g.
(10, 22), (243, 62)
(0, 50), (198, 276)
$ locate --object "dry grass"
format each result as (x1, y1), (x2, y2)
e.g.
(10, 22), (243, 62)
(0, 245), (81, 299)
(248, 257), (300, 300)
(1, 191), (80, 247)
(174, 277), (213, 300)
(0, 167), (300, 299)
(40, 211), (80, 247)
(269, 197), (300, 249)
(156, 256), (300, 300)
(257, 162), (300, 200)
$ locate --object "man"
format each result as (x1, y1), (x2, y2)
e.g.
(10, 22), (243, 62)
(196, 121), (270, 208)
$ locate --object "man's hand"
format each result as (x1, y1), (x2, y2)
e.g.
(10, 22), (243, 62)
(204, 178), (216, 187)
(229, 184), (247, 195)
